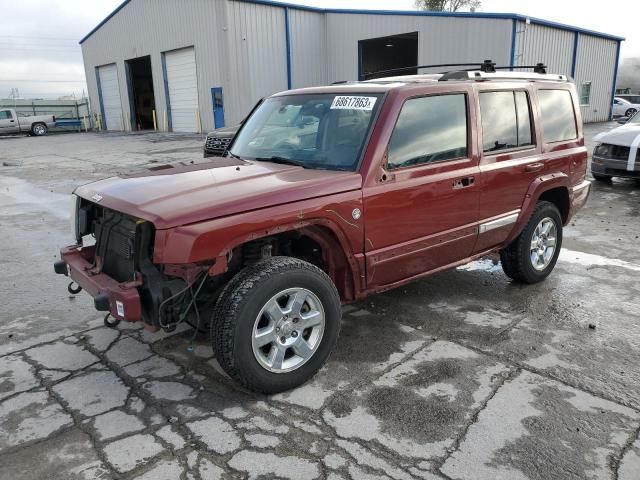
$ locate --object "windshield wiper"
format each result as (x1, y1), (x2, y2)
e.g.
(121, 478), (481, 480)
(254, 156), (307, 168)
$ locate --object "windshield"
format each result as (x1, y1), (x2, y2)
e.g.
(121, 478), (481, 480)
(620, 95), (640, 104)
(229, 93), (383, 171)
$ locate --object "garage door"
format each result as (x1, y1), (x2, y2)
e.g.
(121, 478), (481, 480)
(164, 47), (199, 132)
(97, 64), (122, 130)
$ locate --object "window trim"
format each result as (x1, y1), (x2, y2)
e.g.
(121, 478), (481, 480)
(580, 81), (592, 106)
(385, 91), (470, 171)
(479, 88), (537, 157)
(538, 88), (579, 144)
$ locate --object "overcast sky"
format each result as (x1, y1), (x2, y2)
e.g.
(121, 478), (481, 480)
(0, 0), (637, 100)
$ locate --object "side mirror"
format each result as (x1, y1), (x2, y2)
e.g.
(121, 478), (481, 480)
(617, 117), (629, 124)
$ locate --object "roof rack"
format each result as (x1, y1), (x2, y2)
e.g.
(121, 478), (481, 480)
(363, 60), (568, 83)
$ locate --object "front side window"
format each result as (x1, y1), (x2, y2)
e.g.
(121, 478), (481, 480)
(580, 82), (592, 105)
(0, 110), (11, 120)
(230, 93), (383, 171)
(480, 91), (533, 153)
(538, 89), (578, 143)
(387, 94), (467, 169)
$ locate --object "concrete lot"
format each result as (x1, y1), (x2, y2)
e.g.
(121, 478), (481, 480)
(1, 125), (639, 480)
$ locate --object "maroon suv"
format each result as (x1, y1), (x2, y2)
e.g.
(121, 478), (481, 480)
(56, 66), (590, 393)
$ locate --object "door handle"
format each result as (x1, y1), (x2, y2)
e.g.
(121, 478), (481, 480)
(9, 120), (14, 123)
(525, 162), (544, 172)
(452, 176), (475, 189)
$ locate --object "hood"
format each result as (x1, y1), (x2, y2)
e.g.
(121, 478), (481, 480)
(206, 125), (239, 137)
(593, 123), (640, 146)
(74, 158), (362, 229)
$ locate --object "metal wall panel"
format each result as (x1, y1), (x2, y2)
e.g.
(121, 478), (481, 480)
(288, 9), (328, 88)
(81, 0), (227, 132)
(224, 1), (288, 124)
(513, 21), (574, 75)
(574, 34), (619, 123)
(325, 13), (512, 82)
(81, 0), (618, 126)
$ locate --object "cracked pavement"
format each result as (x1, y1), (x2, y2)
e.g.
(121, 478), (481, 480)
(1, 125), (640, 479)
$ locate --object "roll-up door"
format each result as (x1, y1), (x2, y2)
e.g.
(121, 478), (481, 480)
(97, 64), (122, 130)
(164, 47), (199, 132)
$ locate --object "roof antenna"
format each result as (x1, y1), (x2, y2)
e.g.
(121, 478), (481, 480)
(534, 63), (547, 74)
(480, 60), (496, 73)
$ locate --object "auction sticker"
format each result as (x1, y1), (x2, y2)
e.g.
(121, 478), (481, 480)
(330, 96), (377, 111)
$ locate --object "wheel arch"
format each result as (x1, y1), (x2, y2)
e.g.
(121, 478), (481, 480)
(204, 220), (362, 302)
(506, 173), (570, 244)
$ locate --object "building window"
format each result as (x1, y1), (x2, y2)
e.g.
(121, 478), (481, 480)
(479, 91), (534, 153)
(580, 82), (592, 105)
(387, 94), (468, 169)
(538, 89), (578, 143)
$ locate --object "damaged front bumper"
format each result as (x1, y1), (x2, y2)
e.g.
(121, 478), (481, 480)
(55, 244), (143, 323)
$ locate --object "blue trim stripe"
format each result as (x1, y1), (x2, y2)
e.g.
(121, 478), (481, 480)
(160, 53), (172, 131)
(609, 41), (622, 121)
(94, 67), (107, 129)
(79, 0), (625, 45)
(571, 32), (579, 78)
(284, 7), (292, 89)
(510, 19), (517, 70)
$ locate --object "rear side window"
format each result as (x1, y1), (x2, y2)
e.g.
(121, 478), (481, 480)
(387, 94), (467, 169)
(480, 91), (533, 153)
(538, 89), (577, 143)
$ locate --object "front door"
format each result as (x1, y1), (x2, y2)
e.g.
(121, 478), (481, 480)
(363, 92), (480, 287)
(0, 110), (18, 134)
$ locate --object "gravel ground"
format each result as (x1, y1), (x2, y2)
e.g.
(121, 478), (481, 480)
(1, 124), (639, 480)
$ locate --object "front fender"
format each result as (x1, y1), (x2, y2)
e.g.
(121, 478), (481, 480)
(153, 191), (364, 267)
(504, 172), (570, 245)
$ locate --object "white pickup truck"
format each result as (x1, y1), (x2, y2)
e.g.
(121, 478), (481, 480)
(0, 108), (56, 136)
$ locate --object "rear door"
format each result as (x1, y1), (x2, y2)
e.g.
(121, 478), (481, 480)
(474, 86), (543, 252)
(0, 110), (19, 134)
(363, 89), (480, 287)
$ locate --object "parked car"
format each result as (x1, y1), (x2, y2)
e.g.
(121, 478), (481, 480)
(612, 97), (640, 118)
(592, 111), (640, 181)
(0, 108), (56, 136)
(204, 98), (263, 157)
(55, 68), (590, 393)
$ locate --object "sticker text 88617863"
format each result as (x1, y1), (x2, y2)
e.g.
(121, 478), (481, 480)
(330, 96), (377, 111)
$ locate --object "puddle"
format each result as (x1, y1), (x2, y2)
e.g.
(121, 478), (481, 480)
(559, 248), (640, 272)
(0, 175), (70, 220)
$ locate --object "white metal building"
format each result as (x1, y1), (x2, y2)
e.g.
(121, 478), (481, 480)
(80, 0), (624, 132)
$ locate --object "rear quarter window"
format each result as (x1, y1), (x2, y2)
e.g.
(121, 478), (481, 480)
(538, 89), (577, 143)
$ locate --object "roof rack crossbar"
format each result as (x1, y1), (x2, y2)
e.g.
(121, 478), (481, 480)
(363, 61), (493, 80)
(364, 60), (550, 80)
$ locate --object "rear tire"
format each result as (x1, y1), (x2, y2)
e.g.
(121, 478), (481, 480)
(500, 201), (563, 284)
(592, 173), (612, 182)
(31, 123), (47, 136)
(212, 257), (341, 394)
(625, 108), (637, 117)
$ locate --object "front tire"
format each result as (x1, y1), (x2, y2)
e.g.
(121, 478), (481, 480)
(625, 108), (637, 117)
(31, 123), (48, 136)
(500, 201), (563, 284)
(212, 257), (341, 394)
